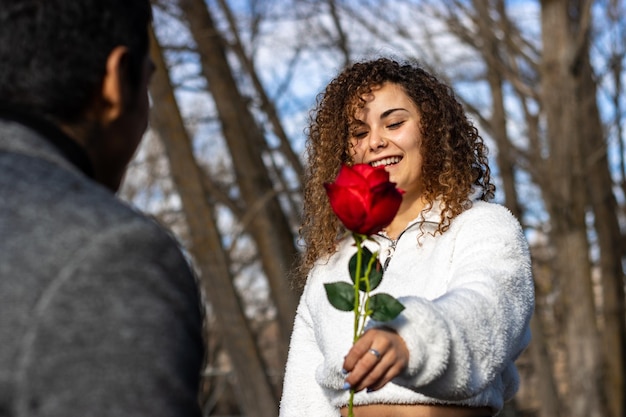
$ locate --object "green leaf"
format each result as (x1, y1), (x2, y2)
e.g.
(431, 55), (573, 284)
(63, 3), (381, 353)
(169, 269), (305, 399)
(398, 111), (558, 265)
(368, 293), (405, 321)
(348, 246), (384, 291)
(366, 257), (384, 291)
(324, 282), (356, 312)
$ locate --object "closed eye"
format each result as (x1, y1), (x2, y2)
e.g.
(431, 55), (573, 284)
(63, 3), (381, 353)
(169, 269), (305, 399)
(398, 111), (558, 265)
(387, 121), (405, 130)
(352, 130), (368, 139)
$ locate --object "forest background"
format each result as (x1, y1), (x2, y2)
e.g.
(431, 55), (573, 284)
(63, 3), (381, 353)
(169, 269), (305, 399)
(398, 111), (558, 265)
(120, 1), (626, 416)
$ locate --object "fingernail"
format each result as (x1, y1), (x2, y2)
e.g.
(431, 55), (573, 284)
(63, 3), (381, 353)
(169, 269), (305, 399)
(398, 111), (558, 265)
(341, 368), (348, 375)
(342, 382), (351, 390)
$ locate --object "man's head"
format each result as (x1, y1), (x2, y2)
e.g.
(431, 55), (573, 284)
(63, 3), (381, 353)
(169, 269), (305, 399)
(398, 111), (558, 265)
(0, 0), (154, 191)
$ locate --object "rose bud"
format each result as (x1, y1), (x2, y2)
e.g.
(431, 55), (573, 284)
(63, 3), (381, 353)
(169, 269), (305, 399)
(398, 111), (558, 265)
(324, 164), (404, 236)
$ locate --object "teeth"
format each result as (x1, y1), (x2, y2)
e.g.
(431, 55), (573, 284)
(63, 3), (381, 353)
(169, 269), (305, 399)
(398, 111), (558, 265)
(371, 157), (401, 167)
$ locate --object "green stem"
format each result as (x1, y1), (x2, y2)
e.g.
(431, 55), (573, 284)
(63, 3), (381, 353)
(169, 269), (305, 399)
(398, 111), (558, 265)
(348, 388), (355, 417)
(349, 233), (366, 417)
(358, 253), (377, 336)
(348, 233), (376, 417)
(352, 233), (365, 343)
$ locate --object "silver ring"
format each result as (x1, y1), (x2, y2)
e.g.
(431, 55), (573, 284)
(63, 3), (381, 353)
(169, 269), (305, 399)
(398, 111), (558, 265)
(368, 348), (381, 359)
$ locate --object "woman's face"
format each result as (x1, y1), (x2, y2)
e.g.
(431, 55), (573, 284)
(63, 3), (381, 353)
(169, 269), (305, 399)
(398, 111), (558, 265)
(349, 82), (424, 202)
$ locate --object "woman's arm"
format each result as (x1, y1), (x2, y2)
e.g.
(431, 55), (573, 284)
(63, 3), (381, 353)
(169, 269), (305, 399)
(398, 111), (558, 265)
(345, 203), (534, 399)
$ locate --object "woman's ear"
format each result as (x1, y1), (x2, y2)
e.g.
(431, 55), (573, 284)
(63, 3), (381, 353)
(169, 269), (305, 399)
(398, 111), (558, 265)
(98, 45), (130, 124)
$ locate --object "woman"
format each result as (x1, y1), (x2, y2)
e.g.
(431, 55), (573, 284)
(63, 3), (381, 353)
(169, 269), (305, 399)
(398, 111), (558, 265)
(280, 58), (534, 417)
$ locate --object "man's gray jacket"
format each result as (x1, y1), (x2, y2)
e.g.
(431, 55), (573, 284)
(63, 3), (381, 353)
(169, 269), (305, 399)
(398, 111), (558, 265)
(0, 111), (205, 417)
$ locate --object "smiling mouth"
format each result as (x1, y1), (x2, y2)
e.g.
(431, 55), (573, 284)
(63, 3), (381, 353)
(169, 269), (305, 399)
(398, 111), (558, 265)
(370, 156), (401, 168)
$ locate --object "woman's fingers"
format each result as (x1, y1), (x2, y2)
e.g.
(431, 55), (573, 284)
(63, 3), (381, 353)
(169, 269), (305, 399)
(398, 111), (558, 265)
(342, 328), (408, 392)
(342, 332), (386, 370)
(366, 357), (408, 392)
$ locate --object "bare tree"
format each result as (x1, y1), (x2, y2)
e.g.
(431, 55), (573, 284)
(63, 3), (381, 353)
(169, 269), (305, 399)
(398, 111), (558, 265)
(539, 1), (605, 416)
(148, 26), (279, 417)
(215, 0), (305, 187)
(578, 26), (625, 417)
(177, 0), (299, 351)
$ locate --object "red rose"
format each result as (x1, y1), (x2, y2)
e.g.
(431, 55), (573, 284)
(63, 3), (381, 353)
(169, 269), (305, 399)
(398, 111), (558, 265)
(324, 164), (404, 236)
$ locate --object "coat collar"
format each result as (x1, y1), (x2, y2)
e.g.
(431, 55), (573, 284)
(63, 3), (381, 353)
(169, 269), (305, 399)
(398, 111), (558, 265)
(378, 187), (485, 239)
(0, 105), (94, 179)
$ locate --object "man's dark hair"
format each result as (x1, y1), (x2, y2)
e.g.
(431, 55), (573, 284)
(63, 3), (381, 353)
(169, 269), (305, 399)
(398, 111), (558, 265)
(0, 0), (152, 124)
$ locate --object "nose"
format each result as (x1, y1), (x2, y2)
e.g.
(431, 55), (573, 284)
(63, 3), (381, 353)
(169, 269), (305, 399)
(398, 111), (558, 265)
(368, 130), (386, 151)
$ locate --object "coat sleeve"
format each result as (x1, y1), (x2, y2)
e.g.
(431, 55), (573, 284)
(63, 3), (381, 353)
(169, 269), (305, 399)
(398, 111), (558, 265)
(280, 283), (340, 417)
(20, 220), (205, 417)
(366, 204), (534, 400)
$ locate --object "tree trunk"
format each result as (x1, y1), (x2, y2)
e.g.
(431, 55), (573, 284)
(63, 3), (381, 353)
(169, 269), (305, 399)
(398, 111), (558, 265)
(178, 0), (299, 356)
(578, 44), (625, 417)
(215, 0), (305, 182)
(148, 26), (279, 417)
(528, 310), (562, 416)
(539, 1), (605, 416)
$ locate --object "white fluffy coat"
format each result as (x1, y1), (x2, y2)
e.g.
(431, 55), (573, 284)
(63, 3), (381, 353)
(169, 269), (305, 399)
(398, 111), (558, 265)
(279, 201), (534, 416)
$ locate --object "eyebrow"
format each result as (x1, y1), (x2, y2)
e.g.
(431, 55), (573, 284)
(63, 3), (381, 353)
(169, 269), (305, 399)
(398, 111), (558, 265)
(380, 108), (408, 119)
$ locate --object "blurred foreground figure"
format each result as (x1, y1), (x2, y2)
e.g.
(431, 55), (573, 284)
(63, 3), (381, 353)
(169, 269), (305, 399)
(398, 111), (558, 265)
(0, 1), (204, 416)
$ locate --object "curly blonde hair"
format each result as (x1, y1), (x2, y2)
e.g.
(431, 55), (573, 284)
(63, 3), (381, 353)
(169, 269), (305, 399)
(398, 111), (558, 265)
(294, 58), (494, 288)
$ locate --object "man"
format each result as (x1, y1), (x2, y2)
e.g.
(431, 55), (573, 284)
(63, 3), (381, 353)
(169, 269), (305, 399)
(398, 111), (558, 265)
(0, 1), (205, 416)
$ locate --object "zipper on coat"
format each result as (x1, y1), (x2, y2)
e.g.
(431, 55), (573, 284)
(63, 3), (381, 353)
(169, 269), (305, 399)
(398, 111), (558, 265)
(378, 224), (414, 270)
(383, 240), (397, 270)
(378, 221), (439, 270)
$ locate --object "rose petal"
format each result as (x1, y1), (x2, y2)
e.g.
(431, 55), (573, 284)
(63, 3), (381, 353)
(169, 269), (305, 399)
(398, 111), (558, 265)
(324, 183), (369, 231)
(334, 165), (368, 188)
(362, 166), (391, 187)
(362, 185), (403, 234)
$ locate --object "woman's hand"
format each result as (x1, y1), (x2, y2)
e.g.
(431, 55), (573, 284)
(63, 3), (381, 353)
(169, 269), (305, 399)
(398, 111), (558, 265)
(342, 327), (409, 392)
